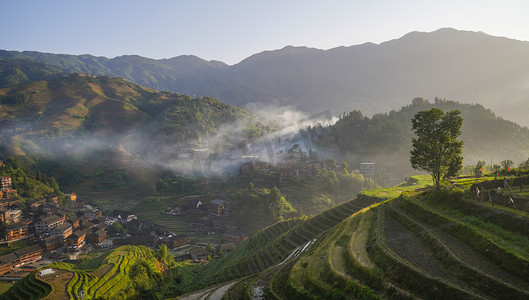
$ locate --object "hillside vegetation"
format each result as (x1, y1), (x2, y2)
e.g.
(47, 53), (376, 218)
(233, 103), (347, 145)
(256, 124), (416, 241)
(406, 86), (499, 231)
(0, 74), (273, 192)
(0, 59), (62, 88)
(301, 98), (529, 184)
(221, 176), (529, 299)
(0, 73), (267, 138)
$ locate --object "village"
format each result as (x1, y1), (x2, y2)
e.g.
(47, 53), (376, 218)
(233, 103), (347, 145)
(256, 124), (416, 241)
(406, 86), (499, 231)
(0, 170), (251, 280)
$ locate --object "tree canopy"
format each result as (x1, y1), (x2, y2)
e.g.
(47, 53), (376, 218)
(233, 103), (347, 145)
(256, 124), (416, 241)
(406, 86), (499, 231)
(410, 108), (463, 190)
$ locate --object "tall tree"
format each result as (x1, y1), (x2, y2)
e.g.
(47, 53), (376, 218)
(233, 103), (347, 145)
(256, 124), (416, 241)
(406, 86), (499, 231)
(268, 187), (284, 221)
(474, 160), (486, 177)
(500, 159), (514, 171)
(410, 108), (463, 190)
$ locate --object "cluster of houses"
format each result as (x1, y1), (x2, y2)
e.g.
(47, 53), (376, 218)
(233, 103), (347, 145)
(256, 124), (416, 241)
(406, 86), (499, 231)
(0, 171), (113, 275)
(169, 197), (243, 236)
(0, 121), (30, 136)
(238, 157), (377, 184)
(238, 158), (335, 184)
(163, 196), (250, 260)
(0, 193), (110, 275)
(176, 141), (210, 160)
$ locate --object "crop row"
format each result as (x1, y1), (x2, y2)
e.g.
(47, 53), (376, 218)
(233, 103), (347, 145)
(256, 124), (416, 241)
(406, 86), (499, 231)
(371, 207), (479, 299)
(1, 271), (53, 300)
(90, 254), (125, 296)
(202, 196), (379, 288)
(204, 218), (307, 283)
(61, 246), (142, 299)
(283, 208), (381, 299)
(66, 270), (96, 299)
(387, 204), (529, 299)
(398, 197), (529, 279)
(95, 251), (136, 297)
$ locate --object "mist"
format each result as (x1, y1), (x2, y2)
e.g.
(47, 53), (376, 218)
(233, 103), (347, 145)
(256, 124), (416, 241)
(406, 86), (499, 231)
(2, 104), (338, 190)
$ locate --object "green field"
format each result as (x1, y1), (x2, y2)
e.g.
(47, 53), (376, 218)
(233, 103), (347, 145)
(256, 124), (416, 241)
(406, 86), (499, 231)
(2, 245), (164, 299)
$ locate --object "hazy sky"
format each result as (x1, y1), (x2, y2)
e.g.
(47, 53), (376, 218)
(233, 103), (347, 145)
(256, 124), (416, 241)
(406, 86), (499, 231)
(2, 0), (528, 65)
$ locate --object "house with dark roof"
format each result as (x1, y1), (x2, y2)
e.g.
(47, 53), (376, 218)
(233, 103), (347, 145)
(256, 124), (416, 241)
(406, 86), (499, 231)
(182, 199), (202, 210)
(0, 244), (44, 274)
(41, 235), (63, 252)
(88, 229), (107, 244)
(66, 229), (90, 249)
(210, 199), (228, 216)
(50, 223), (73, 239)
(0, 253), (17, 275)
(3, 222), (29, 241)
(111, 210), (137, 223)
(163, 234), (189, 249)
(67, 216), (80, 229)
(28, 197), (46, 209)
(35, 215), (65, 233)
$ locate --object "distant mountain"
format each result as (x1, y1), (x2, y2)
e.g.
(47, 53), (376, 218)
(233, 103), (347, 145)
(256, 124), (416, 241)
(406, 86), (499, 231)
(0, 58), (62, 87)
(0, 50), (228, 95)
(1, 28), (529, 126)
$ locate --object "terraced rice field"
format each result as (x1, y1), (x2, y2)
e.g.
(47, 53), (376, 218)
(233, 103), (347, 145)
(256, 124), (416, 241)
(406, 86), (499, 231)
(1, 271), (52, 300)
(263, 185), (529, 299)
(197, 196), (379, 288)
(15, 246), (153, 300)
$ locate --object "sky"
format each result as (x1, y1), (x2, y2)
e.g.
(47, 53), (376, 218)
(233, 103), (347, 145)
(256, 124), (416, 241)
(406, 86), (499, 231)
(2, 0), (529, 65)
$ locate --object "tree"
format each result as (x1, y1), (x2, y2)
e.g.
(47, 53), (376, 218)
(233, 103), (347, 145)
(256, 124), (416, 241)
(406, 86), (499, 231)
(474, 160), (486, 177)
(520, 158), (529, 170)
(157, 244), (168, 263)
(493, 164), (501, 173)
(112, 222), (125, 235)
(410, 108), (463, 190)
(268, 187), (284, 220)
(312, 194), (334, 211)
(500, 159), (514, 171)
(205, 243), (216, 255)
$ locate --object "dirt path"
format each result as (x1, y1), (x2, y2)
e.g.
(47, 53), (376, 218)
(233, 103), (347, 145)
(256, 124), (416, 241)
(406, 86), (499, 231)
(176, 287), (216, 300)
(207, 281), (237, 300)
(176, 281), (238, 300)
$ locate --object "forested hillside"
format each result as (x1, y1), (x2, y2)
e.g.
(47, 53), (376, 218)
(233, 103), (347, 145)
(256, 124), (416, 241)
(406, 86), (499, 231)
(299, 98), (529, 184)
(0, 59), (62, 87)
(0, 74), (273, 192)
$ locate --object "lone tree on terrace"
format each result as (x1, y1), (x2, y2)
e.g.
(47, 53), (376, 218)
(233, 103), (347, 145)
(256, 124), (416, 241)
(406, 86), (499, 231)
(410, 108), (463, 190)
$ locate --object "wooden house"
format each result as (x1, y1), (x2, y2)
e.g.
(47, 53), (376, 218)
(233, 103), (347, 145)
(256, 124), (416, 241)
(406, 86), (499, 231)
(3, 222), (29, 241)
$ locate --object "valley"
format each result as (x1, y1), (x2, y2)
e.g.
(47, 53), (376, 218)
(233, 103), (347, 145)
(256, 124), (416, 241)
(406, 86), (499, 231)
(1, 24), (529, 299)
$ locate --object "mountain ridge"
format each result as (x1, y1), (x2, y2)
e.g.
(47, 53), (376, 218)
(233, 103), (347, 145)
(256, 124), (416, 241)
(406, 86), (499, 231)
(1, 28), (529, 126)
